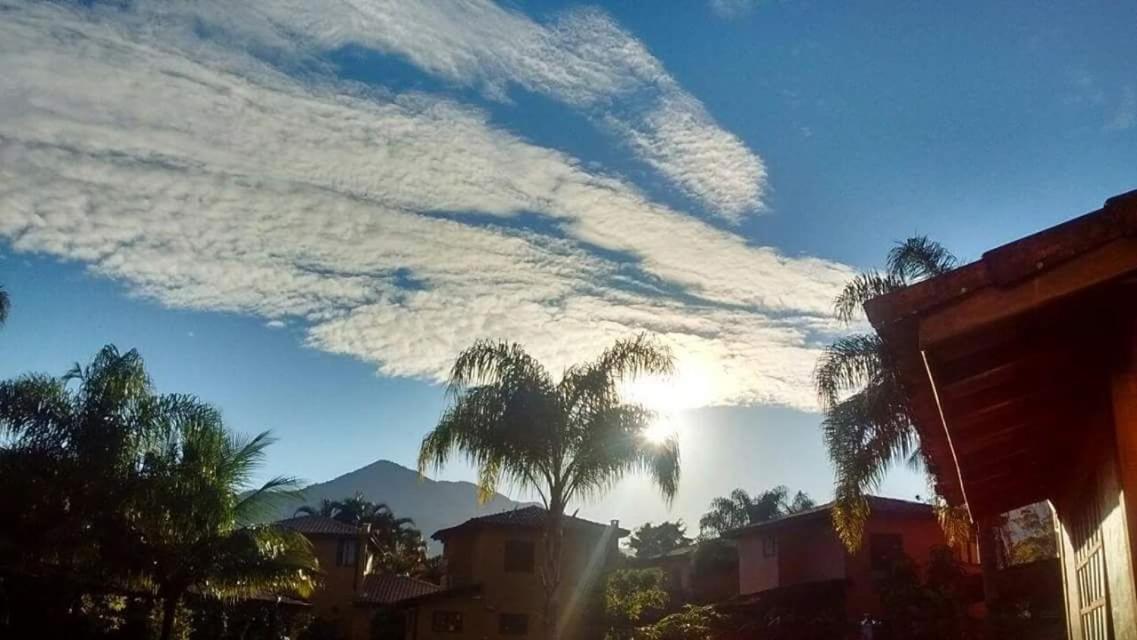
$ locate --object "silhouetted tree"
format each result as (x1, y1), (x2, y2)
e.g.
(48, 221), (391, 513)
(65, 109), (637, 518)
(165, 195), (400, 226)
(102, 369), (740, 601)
(0, 345), (317, 640)
(629, 521), (692, 559)
(698, 486), (815, 537)
(814, 237), (961, 549)
(419, 335), (680, 640)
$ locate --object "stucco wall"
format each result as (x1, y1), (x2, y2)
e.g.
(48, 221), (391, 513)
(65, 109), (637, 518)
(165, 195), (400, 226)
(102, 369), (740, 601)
(737, 532), (778, 595)
(418, 523), (620, 639)
(306, 534), (370, 635)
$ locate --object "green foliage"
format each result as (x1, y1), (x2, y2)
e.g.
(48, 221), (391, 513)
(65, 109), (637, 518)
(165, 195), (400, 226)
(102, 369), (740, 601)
(297, 616), (347, 640)
(688, 538), (736, 579)
(603, 568), (668, 639)
(0, 345), (317, 640)
(698, 486), (815, 537)
(418, 334), (680, 639)
(628, 521), (692, 558)
(1001, 504), (1057, 566)
(640, 605), (724, 640)
(874, 547), (978, 640)
(814, 237), (960, 550)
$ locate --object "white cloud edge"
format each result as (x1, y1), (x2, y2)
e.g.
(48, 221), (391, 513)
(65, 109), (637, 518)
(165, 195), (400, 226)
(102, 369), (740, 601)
(0, 1), (853, 411)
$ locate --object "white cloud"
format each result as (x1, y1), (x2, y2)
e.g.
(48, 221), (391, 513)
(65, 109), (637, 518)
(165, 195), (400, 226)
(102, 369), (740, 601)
(708, 0), (763, 19)
(266, 320), (287, 329)
(0, 1), (850, 410)
(1106, 85), (1136, 131)
(153, 0), (767, 221)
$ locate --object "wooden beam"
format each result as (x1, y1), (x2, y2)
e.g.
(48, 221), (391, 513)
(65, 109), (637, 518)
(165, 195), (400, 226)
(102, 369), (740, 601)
(919, 238), (1137, 348)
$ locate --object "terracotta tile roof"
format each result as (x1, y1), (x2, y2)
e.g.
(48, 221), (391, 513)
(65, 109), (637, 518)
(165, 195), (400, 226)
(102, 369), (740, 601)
(432, 505), (629, 541)
(355, 574), (441, 605)
(722, 496), (933, 538)
(276, 515), (364, 536)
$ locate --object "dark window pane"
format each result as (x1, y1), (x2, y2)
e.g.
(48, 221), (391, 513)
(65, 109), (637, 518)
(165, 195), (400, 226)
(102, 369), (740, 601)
(870, 533), (904, 571)
(432, 611), (463, 633)
(337, 539), (358, 567)
(762, 535), (777, 557)
(504, 539), (535, 573)
(499, 613), (528, 635)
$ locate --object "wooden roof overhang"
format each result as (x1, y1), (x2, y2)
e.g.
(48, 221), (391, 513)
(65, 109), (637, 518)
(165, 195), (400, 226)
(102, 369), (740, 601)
(864, 190), (1137, 520)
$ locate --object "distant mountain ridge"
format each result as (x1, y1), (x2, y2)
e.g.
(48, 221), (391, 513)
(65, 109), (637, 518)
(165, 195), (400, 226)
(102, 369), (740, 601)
(271, 459), (533, 552)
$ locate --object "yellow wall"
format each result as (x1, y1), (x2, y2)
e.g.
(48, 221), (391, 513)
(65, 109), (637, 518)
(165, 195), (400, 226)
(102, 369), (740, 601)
(413, 524), (620, 640)
(306, 534), (371, 636)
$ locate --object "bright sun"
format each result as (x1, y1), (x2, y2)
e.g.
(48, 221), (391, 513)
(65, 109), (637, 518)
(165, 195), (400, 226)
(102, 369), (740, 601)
(643, 416), (677, 443)
(621, 365), (716, 444)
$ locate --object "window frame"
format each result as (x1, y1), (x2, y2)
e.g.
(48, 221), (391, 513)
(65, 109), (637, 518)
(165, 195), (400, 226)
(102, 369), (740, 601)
(336, 538), (359, 567)
(432, 611), (464, 633)
(762, 534), (777, 558)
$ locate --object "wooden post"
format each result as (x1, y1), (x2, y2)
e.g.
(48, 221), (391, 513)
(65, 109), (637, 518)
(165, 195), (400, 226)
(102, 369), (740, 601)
(1108, 291), (1137, 638)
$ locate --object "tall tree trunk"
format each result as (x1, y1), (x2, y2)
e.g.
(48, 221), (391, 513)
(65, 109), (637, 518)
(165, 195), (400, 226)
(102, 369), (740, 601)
(159, 592), (180, 640)
(542, 510), (565, 640)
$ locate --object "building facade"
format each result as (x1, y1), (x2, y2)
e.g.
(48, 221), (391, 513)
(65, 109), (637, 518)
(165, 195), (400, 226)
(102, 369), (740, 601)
(725, 496), (979, 618)
(865, 189), (1137, 640)
(277, 515), (440, 639)
(402, 506), (626, 640)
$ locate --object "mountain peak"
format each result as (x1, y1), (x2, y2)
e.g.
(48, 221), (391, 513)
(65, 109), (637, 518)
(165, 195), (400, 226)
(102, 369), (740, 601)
(276, 458), (533, 552)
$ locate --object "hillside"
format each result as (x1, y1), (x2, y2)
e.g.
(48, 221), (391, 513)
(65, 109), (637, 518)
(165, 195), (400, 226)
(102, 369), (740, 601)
(274, 459), (532, 552)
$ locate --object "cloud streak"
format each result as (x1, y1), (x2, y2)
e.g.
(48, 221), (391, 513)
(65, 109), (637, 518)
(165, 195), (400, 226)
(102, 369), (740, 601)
(0, 1), (849, 410)
(167, 0), (767, 221)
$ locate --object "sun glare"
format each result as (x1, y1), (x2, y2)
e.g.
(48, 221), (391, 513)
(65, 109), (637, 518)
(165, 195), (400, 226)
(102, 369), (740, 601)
(621, 362), (716, 444)
(643, 416), (677, 444)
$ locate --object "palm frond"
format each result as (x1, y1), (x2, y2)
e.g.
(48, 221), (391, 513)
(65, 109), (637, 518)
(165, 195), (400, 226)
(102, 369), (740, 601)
(235, 475), (305, 525)
(833, 271), (905, 323)
(887, 236), (958, 281)
(813, 333), (886, 409)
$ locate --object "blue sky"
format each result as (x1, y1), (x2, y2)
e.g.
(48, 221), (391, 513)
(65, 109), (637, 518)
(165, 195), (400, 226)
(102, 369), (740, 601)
(1, 0), (1134, 532)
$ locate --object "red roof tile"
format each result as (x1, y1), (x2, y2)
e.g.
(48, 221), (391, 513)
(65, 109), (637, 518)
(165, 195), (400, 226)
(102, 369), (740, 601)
(722, 496), (933, 537)
(276, 515), (364, 536)
(431, 505), (629, 541)
(356, 574), (441, 605)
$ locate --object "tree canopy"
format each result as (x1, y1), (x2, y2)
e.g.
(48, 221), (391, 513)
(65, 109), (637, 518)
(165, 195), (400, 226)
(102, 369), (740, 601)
(418, 334), (680, 640)
(628, 521), (693, 559)
(814, 237), (959, 549)
(698, 486), (815, 538)
(0, 345), (317, 640)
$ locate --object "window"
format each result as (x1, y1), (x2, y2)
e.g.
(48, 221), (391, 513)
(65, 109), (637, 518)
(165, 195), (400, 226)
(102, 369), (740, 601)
(499, 613), (529, 635)
(336, 538), (359, 567)
(432, 611), (463, 633)
(762, 535), (777, 558)
(504, 539), (535, 573)
(869, 533), (904, 571)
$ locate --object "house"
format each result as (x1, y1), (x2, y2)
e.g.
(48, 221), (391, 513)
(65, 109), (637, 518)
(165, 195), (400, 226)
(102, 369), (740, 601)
(277, 515), (440, 639)
(724, 496), (980, 618)
(630, 541), (739, 604)
(401, 505), (628, 640)
(863, 189), (1137, 640)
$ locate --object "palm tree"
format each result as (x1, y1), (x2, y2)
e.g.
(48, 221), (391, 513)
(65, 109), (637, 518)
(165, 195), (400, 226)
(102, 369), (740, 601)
(299, 493), (430, 576)
(418, 334), (680, 640)
(698, 486), (816, 537)
(814, 237), (958, 549)
(134, 421), (318, 640)
(0, 346), (317, 640)
(294, 498), (338, 518)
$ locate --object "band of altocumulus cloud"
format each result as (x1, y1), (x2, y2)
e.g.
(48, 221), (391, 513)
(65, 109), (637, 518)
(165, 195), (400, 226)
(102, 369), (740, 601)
(0, 0), (855, 410)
